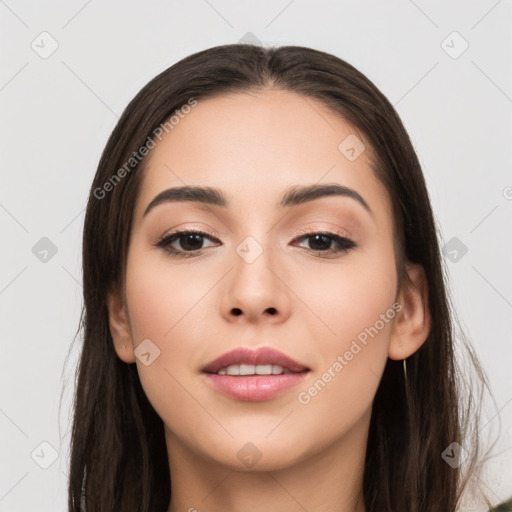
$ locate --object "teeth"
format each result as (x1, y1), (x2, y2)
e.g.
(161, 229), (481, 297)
(217, 364), (291, 376)
(240, 364), (255, 375)
(226, 365), (240, 375)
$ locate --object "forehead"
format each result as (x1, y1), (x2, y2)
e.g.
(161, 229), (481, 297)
(133, 88), (392, 226)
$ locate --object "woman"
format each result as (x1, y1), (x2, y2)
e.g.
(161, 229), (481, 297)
(67, 43), (508, 511)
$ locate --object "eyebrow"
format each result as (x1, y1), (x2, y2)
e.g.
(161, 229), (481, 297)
(142, 183), (373, 218)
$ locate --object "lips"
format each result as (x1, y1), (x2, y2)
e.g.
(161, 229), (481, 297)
(202, 347), (310, 374)
(202, 347), (310, 401)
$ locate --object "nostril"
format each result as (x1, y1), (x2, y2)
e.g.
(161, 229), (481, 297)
(231, 308), (242, 316)
(266, 307), (277, 315)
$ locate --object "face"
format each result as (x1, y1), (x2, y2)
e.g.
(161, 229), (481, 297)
(113, 88), (402, 471)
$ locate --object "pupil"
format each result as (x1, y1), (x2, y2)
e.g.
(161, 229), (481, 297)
(181, 234), (203, 251)
(309, 234), (331, 251)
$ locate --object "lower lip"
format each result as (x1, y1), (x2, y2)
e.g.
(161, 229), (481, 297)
(203, 372), (309, 401)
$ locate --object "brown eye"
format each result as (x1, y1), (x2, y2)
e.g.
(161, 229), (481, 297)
(293, 232), (356, 255)
(156, 230), (219, 258)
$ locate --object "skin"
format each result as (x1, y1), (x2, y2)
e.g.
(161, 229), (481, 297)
(107, 88), (431, 512)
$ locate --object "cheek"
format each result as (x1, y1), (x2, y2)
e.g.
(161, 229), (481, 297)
(124, 245), (210, 343)
(123, 247), (212, 429)
(294, 238), (396, 411)
(123, 240), (231, 389)
(299, 235), (397, 345)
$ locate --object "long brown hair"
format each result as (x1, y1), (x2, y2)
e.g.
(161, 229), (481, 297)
(65, 44), (493, 511)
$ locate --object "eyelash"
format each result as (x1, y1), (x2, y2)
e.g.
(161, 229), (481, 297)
(155, 229), (357, 259)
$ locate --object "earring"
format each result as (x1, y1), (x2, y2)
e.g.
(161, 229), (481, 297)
(403, 358), (407, 379)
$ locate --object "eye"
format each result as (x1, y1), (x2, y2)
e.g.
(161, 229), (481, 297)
(155, 229), (219, 258)
(292, 231), (356, 256)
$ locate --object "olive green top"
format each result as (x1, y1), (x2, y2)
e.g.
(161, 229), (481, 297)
(490, 499), (512, 511)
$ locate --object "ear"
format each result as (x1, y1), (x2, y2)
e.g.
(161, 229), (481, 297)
(106, 285), (136, 364)
(388, 263), (431, 360)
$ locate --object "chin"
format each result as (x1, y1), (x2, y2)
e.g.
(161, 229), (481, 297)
(200, 432), (314, 472)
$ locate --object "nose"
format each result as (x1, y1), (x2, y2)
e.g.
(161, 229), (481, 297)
(220, 241), (291, 325)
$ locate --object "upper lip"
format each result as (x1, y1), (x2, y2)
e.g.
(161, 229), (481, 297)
(202, 347), (310, 374)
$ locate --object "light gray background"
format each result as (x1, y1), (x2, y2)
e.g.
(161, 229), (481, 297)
(1, 1), (511, 510)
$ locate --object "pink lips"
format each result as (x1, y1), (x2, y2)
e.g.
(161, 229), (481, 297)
(202, 347), (310, 401)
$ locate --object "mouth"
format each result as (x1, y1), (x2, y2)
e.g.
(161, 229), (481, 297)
(201, 347), (310, 401)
